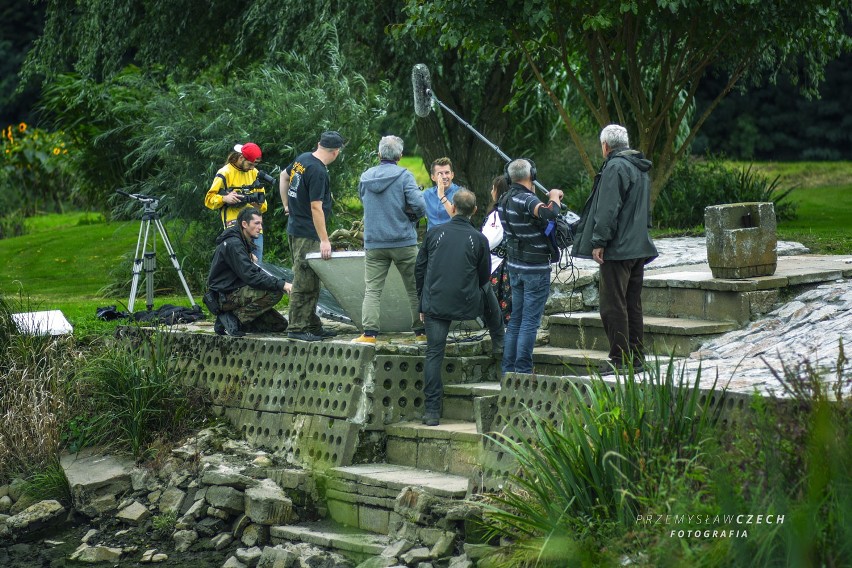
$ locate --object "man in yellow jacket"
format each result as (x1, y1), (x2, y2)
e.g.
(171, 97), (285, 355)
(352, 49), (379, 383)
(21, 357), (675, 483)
(205, 142), (268, 261)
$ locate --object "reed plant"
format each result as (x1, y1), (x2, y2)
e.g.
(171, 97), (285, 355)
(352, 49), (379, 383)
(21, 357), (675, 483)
(478, 360), (725, 566)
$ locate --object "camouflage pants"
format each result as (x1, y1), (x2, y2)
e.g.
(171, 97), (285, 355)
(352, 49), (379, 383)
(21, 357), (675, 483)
(288, 236), (323, 333)
(221, 286), (284, 327)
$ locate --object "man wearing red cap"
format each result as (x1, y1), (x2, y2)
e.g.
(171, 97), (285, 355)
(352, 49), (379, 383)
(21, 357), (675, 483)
(205, 142), (268, 261)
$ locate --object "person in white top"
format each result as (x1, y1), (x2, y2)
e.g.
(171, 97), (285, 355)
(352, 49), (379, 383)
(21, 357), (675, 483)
(481, 175), (512, 324)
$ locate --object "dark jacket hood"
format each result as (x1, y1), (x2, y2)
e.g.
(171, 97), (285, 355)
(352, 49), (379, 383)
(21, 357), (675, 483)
(610, 148), (652, 172)
(216, 225), (245, 245)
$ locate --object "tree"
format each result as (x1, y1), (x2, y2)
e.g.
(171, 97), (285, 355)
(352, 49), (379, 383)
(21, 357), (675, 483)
(401, 0), (851, 207)
(23, 0), (554, 214)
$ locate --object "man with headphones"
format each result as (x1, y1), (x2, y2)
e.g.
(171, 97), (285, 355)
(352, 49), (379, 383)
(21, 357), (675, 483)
(498, 158), (563, 374)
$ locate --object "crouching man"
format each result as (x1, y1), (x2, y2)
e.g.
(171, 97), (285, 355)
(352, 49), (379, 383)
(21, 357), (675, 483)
(207, 208), (291, 336)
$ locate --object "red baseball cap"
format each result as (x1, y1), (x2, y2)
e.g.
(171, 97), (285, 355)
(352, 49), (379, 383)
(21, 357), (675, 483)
(234, 142), (262, 162)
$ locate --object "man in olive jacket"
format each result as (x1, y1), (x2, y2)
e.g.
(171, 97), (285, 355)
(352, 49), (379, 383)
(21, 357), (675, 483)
(415, 189), (492, 425)
(571, 124), (658, 372)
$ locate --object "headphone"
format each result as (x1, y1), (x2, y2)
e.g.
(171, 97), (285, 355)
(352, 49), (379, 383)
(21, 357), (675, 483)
(504, 158), (537, 186)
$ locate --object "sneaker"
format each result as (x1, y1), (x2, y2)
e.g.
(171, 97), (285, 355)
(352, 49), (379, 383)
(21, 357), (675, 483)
(422, 415), (440, 427)
(312, 327), (338, 338)
(215, 312), (245, 337)
(414, 330), (428, 345)
(288, 331), (324, 342)
(351, 334), (377, 345)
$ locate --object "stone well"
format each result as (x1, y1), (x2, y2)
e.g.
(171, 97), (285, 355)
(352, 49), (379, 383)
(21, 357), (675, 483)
(705, 202), (777, 279)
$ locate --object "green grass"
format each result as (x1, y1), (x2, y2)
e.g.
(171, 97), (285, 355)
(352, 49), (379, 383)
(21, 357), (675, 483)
(400, 156), (432, 187)
(0, 213), (195, 336)
(778, 184), (852, 254)
(725, 160), (852, 190)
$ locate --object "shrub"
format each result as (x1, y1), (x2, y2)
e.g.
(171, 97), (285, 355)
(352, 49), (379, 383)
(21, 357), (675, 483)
(73, 329), (210, 459)
(479, 360), (725, 565)
(655, 155), (798, 230)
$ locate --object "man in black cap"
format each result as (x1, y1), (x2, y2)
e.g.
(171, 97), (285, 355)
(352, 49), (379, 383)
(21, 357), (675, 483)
(279, 130), (344, 341)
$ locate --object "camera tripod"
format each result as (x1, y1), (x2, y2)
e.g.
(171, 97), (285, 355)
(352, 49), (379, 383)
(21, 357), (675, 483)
(118, 190), (198, 312)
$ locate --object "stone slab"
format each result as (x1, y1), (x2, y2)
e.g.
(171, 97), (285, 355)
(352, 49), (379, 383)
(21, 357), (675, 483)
(307, 251), (414, 332)
(328, 464), (469, 498)
(271, 520), (389, 555)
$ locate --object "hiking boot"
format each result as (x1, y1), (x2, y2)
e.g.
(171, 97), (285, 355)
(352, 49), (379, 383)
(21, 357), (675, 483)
(422, 415), (440, 427)
(352, 334), (377, 345)
(312, 327), (338, 338)
(288, 331), (324, 342)
(215, 312), (245, 337)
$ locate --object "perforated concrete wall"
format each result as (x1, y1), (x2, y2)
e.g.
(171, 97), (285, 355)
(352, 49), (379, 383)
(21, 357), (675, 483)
(480, 372), (752, 490)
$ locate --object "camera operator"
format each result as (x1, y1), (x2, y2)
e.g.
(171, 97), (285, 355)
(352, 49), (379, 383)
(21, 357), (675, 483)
(207, 208), (291, 337)
(205, 142), (269, 262)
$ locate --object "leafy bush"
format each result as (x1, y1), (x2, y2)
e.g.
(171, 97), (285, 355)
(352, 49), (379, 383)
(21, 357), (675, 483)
(655, 155), (798, 230)
(73, 330), (210, 459)
(479, 361), (724, 565)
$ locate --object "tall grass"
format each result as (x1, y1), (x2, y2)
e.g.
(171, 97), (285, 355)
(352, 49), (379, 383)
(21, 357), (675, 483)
(73, 329), (209, 459)
(479, 360), (725, 566)
(0, 294), (75, 484)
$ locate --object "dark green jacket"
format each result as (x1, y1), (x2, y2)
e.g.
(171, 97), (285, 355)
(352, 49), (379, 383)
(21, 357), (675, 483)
(571, 149), (658, 263)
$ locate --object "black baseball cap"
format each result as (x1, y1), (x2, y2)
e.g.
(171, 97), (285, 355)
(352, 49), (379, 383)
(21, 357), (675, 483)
(319, 131), (345, 149)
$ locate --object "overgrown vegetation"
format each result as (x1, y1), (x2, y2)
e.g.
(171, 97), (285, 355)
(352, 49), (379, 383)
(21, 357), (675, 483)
(654, 156), (798, 230)
(0, 290), (212, 488)
(476, 348), (852, 567)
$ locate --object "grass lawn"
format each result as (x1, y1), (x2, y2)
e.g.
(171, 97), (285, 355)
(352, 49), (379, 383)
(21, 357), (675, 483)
(777, 184), (852, 254)
(0, 212), (196, 336)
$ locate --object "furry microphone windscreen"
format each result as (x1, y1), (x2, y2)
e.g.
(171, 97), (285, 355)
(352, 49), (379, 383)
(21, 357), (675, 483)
(411, 64), (433, 118)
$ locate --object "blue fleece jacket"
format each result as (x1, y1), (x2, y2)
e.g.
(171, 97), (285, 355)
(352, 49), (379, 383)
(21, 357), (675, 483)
(358, 162), (427, 250)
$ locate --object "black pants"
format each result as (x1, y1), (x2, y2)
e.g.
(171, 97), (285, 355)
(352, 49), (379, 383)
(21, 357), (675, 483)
(599, 258), (647, 365)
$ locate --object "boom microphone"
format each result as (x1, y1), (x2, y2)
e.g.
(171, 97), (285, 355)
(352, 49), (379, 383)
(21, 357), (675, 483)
(412, 64), (434, 118)
(410, 63), (580, 221)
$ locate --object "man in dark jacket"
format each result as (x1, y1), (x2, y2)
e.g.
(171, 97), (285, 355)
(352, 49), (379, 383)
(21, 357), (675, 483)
(207, 208), (291, 337)
(415, 189), (492, 426)
(571, 124), (658, 372)
(353, 135), (427, 344)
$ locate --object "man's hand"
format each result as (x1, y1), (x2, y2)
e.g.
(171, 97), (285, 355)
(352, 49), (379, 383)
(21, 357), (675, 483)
(548, 188), (564, 203)
(284, 282), (292, 294)
(251, 253), (258, 264)
(283, 206), (290, 216)
(592, 247), (605, 265)
(223, 191), (242, 205)
(320, 239), (332, 260)
(437, 177), (449, 199)
(420, 312), (425, 323)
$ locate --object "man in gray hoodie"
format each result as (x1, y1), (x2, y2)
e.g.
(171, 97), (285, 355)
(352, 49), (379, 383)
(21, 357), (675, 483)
(571, 124), (658, 372)
(353, 135), (428, 344)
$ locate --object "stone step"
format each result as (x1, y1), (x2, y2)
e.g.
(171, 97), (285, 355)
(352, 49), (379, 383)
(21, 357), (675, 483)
(271, 519), (390, 560)
(548, 312), (738, 356)
(532, 346), (677, 376)
(325, 464), (470, 534)
(442, 382), (502, 421)
(386, 420), (482, 478)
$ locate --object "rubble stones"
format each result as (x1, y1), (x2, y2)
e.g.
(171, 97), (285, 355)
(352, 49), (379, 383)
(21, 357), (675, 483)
(245, 479), (294, 526)
(172, 529), (198, 552)
(4, 499), (65, 539)
(206, 486), (246, 514)
(116, 500), (151, 525)
(69, 543), (123, 563)
(158, 486), (186, 515)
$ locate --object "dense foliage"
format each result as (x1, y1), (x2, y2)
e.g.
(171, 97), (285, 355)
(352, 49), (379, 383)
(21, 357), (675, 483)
(400, 0), (851, 207)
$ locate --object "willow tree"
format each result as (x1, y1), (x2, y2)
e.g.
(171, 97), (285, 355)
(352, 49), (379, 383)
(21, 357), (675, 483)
(402, 0), (851, 207)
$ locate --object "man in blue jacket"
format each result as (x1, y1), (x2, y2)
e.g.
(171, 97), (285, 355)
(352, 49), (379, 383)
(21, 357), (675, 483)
(353, 135), (428, 344)
(415, 189), (492, 426)
(207, 208), (291, 337)
(571, 124), (658, 372)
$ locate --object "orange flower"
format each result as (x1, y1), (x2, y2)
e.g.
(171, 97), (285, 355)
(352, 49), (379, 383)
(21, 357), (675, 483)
(18, 122), (27, 133)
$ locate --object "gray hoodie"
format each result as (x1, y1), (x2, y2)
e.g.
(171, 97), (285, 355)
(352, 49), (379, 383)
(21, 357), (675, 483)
(358, 162), (427, 250)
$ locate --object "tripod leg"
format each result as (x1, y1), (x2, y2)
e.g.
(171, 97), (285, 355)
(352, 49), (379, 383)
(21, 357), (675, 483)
(154, 218), (199, 308)
(144, 251), (156, 311)
(128, 220), (151, 312)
